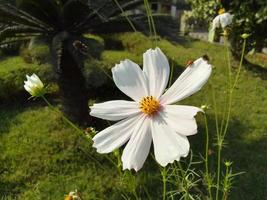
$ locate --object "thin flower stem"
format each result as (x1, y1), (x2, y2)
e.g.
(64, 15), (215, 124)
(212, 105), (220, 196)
(211, 86), (219, 135)
(215, 38), (247, 200)
(222, 166), (230, 200)
(133, 191), (139, 200)
(143, 186), (152, 200)
(144, 0), (158, 45)
(143, 0), (152, 36)
(161, 167), (167, 200)
(41, 96), (118, 169)
(41, 96), (86, 137)
(222, 38), (247, 140)
(113, 0), (137, 32)
(215, 143), (222, 200)
(231, 39), (246, 93)
(168, 58), (174, 88)
(219, 38), (232, 136)
(216, 37), (232, 200)
(98, 66), (113, 81)
(204, 113), (213, 200)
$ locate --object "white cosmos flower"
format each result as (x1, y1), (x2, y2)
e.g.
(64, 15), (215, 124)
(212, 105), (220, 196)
(24, 73), (45, 97)
(212, 12), (233, 30)
(90, 48), (212, 171)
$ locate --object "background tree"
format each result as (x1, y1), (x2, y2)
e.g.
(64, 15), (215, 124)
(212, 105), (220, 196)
(0, 0), (148, 125)
(225, 0), (267, 59)
(186, 0), (267, 59)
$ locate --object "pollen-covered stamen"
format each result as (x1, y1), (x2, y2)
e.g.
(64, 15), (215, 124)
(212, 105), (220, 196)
(139, 96), (160, 115)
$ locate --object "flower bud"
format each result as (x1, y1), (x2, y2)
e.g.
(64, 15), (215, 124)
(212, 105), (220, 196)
(241, 33), (251, 39)
(224, 161), (232, 167)
(201, 104), (210, 111)
(24, 74), (45, 97)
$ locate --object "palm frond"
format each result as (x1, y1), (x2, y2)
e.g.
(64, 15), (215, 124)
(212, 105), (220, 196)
(16, 0), (59, 29)
(72, 0), (113, 31)
(89, 14), (146, 34)
(74, 0), (142, 32)
(0, 4), (53, 31)
(108, 0), (143, 18)
(0, 37), (30, 49)
(61, 0), (93, 31)
(0, 24), (44, 42)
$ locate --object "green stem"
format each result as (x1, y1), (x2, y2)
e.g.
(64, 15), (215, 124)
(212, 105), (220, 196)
(219, 38), (232, 136)
(222, 38), (247, 140)
(168, 58), (174, 88)
(222, 166), (230, 200)
(204, 113), (213, 200)
(161, 167), (167, 200)
(215, 143), (222, 200)
(41, 96), (118, 169)
(211, 86), (219, 135)
(41, 96), (86, 137)
(215, 38), (247, 200)
(143, 0), (152, 36)
(144, 0), (157, 45)
(113, 0), (137, 32)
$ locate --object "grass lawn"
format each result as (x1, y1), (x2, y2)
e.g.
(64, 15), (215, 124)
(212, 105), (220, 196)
(0, 33), (266, 199)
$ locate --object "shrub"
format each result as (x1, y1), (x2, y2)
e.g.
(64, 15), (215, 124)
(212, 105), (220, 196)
(20, 40), (50, 65)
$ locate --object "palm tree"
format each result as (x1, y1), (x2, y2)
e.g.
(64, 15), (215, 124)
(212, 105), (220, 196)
(0, 0), (147, 125)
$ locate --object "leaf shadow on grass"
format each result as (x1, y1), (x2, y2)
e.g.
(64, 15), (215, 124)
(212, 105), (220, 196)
(191, 113), (267, 200)
(243, 58), (267, 80)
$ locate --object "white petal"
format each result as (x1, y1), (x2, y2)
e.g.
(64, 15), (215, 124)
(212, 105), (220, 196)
(151, 115), (190, 166)
(112, 59), (148, 102)
(220, 13), (233, 28)
(90, 100), (140, 121)
(24, 80), (34, 88)
(122, 115), (151, 171)
(31, 74), (44, 87)
(160, 58), (212, 105)
(212, 15), (220, 30)
(24, 85), (32, 93)
(26, 75), (31, 81)
(92, 114), (142, 153)
(143, 47), (170, 98)
(160, 105), (202, 136)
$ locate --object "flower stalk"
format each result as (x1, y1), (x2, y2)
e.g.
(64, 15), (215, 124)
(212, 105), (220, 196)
(215, 36), (247, 200)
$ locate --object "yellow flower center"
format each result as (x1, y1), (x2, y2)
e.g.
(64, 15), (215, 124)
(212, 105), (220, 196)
(139, 96), (160, 115)
(218, 8), (225, 15)
(65, 195), (73, 200)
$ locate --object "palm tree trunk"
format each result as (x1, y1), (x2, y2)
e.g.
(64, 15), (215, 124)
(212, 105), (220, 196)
(56, 47), (89, 125)
(50, 32), (89, 125)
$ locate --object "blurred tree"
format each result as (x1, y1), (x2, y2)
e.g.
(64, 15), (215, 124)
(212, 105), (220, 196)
(186, 0), (220, 24)
(187, 0), (267, 59)
(225, 0), (267, 58)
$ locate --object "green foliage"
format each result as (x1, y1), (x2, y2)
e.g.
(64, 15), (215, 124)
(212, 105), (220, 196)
(186, 0), (220, 22)
(20, 40), (50, 64)
(228, 0), (267, 57)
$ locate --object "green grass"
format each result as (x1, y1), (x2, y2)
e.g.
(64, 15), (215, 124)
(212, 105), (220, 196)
(0, 33), (266, 199)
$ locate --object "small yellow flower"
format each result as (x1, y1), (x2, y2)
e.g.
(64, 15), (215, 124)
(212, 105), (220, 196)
(218, 8), (225, 15)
